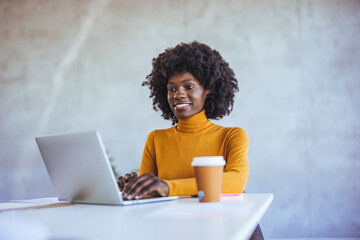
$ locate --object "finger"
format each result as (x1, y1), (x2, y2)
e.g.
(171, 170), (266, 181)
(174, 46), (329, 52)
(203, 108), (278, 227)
(125, 172), (138, 183)
(123, 174), (155, 199)
(118, 173), (136, 192)
(137, 178), (169, 198)
(122, 175), (143, 198)
(124, 173), (132, 182)
(130, 172), (138, 179)
(117, 176), (125, 184)
(124, 173), (153, 193)
(117, 176), (126, 191)
(133, 179), (161, 199)
(123, 176), (140, 196)
(132, 178), (158, 199)
(123, 174), (153, 197)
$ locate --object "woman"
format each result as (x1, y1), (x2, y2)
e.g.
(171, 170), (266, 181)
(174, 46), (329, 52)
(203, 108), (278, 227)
(118, 41), (249, 201)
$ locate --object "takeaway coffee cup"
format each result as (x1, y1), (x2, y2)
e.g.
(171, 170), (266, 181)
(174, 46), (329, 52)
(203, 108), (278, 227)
(191, 156), (226, 202)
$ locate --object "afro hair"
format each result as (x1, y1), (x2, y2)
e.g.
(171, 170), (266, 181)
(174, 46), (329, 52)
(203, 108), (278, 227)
(142, 41), (239, 124)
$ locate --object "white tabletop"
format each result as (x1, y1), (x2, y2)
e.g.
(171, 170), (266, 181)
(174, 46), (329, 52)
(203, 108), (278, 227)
(0, 193), (273, 240)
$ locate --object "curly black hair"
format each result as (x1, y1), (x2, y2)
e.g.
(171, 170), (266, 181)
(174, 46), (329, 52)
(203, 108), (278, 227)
(142, 41), (239, 124)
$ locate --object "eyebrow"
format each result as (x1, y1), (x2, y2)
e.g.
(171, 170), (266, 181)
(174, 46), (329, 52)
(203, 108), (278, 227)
(167, 79), (194, 85)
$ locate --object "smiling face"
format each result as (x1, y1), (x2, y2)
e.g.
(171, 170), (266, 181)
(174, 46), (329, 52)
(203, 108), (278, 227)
(167, 72), (209, 120)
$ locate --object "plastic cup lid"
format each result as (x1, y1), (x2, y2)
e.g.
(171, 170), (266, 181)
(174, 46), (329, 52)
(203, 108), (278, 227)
(191, 156), (226, 166)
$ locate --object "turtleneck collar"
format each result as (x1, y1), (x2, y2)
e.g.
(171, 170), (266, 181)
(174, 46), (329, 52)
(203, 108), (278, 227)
(176, 110), (211, 133)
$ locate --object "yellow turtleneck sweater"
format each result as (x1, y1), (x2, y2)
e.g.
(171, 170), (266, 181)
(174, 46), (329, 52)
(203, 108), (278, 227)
(139, 110), (249, 196)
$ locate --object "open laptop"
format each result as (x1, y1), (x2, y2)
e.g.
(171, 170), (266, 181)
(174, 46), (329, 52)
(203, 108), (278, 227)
(35, 131), (178, 205)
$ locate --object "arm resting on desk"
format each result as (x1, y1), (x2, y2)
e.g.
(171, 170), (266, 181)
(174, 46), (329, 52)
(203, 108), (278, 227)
(163, 170), (248, 197)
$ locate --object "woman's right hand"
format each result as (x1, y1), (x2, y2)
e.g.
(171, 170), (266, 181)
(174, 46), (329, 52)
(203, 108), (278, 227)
(117, 172), (138, 192)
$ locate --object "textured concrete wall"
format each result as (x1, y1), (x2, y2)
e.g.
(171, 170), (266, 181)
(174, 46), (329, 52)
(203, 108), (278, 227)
(0, 0), (359, 238)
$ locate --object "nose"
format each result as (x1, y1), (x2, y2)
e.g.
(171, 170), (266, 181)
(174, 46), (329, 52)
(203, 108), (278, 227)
(174, 88), (186, 99)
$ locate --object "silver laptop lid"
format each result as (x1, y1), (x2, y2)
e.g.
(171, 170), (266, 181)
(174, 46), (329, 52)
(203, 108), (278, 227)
(35, 131), (123, 205)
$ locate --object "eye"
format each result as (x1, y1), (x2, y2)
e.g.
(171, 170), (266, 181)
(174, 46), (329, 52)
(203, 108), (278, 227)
(185, 85), (195, 90)
(168, 87), (176, 92)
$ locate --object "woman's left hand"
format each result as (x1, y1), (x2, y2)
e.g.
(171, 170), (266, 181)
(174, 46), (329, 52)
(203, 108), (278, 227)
(122, 173), (169, 200)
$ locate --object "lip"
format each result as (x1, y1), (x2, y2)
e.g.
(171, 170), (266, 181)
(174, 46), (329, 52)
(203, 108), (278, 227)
(174, 102), (191, 110)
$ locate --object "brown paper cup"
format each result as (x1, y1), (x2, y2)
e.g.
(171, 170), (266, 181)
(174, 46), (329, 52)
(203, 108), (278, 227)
(192, 156), (225, 203)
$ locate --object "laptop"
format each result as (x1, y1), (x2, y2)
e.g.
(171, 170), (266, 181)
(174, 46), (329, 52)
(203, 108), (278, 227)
(35, 131), (178, 205)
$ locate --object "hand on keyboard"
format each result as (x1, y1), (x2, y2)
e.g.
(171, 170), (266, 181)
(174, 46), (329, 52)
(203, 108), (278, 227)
(117, 172), (138, 192)
(122, 173), (169, 200)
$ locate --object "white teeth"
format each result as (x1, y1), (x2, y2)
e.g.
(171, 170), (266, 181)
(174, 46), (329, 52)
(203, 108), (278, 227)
(177, 104), (189, 107)
(175, 103), (190, 109)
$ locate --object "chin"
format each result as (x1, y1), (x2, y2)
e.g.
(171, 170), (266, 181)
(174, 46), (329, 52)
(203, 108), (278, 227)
(174, 112), (187, 119)
(175, 112), (194, 119)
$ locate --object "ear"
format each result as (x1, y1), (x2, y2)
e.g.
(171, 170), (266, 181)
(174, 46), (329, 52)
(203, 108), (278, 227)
(205, 90), (210, 98)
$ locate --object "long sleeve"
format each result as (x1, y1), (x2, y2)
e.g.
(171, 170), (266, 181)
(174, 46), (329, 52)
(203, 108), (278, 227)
(163, 178), (198, 196)
(138, 110), (249, 197)
(139, 131), (157, 176)
(164, 128), (249, 196)
(222, 127), (249, 193)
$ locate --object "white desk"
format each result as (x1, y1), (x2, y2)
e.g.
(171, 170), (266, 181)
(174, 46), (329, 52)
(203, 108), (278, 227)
(0, 193), (273, 240)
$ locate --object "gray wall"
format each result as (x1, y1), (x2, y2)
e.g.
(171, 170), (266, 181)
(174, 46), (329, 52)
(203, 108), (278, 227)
(1, 0), (359, 238)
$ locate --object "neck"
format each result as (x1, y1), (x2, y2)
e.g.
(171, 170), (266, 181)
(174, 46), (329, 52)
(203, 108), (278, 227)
(176, 110), (211, 133)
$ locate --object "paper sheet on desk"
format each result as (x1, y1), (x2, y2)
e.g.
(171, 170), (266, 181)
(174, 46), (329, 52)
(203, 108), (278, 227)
(0, 197), (70, 211)
(148, 200), (253, 219)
